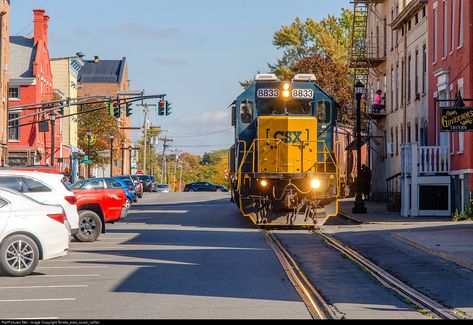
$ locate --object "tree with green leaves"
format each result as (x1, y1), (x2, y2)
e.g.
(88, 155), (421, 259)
(271, 8), (353, 78)
(77, 103), (121, 168)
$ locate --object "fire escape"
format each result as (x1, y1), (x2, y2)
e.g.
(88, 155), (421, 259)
(350, 0), (389, 202)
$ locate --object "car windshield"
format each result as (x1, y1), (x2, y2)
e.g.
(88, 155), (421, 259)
(137, 175), (150, 181)
(123, 179), (134, 187)
(70, 181), (85, 189)
(258, 99), (312, 116)
(158, 185), (169, 189)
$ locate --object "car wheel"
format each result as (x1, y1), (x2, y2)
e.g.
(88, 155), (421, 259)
(74, 210), (102, 243)
(0, 234), (39, 277)
(216, 188), (223, 192)
(189, 189), (195, 192)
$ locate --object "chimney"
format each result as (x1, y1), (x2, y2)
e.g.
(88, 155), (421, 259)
(43, 15), (50, 45)
(94, 56), (99, 64)
(33, 9), (45, 44)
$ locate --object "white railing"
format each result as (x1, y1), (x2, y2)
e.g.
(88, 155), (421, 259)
(401, 144), (450, 176)
(418, 146), (450, 174)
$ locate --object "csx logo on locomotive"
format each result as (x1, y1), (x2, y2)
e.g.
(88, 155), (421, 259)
(273, 131), (305, 143)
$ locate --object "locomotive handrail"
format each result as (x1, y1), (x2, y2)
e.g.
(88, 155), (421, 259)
(237, 138), (339, 176)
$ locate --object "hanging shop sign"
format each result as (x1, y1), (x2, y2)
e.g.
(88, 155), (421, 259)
(441, 107), (473, 132)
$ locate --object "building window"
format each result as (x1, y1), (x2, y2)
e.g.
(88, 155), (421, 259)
(395, 63), (399, 110)
(433, 6), (438, 62)
(458, 85), (465, 153)
(443, 0), (448, 58)
(415, 50), (419, 97)
(415, 123), (419, 143)
(8, 113), (19, 141)
(401, 60), (405, 106)
(458, 0), (464, 47)
(452, 0), (456, 52)
(422, 44), (427, 93)
(395, 126), (399, 156)
(408, 55), (412, 101)
(8, 87), (19, 100)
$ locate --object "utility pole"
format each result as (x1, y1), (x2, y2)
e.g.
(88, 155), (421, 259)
(178, 165), (183, 192)
(137, 103), (156, 174)
(159, 137), (173, 184)
(173, 149), (180, 191)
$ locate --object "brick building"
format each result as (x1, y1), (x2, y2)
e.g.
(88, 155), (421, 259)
(8, 9), (57, 167)
(77, 56), (131, 176)
(0, 1), (9, 166)
(428, 0), (473, 212)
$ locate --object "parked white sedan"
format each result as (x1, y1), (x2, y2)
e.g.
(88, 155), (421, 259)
(0, 188), (70, 277)
(0, 171), (79, 236)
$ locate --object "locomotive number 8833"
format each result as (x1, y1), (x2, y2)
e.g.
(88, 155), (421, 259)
(229, 73), (340, 227)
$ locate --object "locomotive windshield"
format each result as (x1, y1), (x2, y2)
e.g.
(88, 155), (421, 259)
(258, 98), (313, 116)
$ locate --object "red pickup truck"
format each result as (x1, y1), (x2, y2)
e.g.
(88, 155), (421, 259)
(70, 178), (128, 242)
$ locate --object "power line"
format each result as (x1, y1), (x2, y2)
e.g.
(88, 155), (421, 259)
(170, 127), (234, 138)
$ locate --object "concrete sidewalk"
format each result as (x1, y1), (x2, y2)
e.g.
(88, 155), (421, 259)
(338, 198), (473, 272)
(338, 199), (452, 224)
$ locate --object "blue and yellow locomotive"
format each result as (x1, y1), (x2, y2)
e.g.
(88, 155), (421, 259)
(229, 74), (340, 227)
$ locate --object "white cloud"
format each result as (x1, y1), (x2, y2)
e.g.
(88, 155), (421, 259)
(175, 110), (230, 127)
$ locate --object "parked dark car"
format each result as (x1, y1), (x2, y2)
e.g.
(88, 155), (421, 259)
(150, 176), (159, 192)
(184, 182), (228, 192)
(118, 175), (143, 199)
(135, 174), (156, 193)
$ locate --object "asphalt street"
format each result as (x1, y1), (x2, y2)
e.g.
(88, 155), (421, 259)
(0, 193), (311, 320)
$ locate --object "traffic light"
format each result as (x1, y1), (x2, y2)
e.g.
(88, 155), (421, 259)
(113, 101), (121, 118)
(59, 101), (65, 115)
(158, 100), (166, 116)
(126, 102), (133, 117)
(166, 102), (172, 116)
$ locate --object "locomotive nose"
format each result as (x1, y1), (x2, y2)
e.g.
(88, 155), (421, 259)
(258, 116), (318, 174)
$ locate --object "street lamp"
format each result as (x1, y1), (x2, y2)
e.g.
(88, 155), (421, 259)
(109, 135), (115, 177)
(87, 128), (92, 178)
(353, 81), (367, 214)
(49, 112), (57, 168)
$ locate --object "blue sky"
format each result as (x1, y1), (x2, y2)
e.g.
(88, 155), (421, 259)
(12, 0), (351, 155)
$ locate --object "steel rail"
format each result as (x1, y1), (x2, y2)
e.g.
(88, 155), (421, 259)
(263, 230), (339, 320)
(315, 230), (461, 320)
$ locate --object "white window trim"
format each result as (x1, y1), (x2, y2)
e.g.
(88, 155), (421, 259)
(8, 87), (20, 101)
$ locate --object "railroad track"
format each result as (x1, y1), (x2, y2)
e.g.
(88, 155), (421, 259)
(266, 226), (464, 320)
(263, 230), (339, 320)
(314, 230), (462, 320)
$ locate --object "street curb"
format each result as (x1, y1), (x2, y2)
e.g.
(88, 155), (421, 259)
(392, 232), (473, 272)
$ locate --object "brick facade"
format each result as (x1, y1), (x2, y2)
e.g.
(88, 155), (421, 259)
(8, 9), (57, 167)
(428, 0), (473, 211)
(0, 1), (9, 166)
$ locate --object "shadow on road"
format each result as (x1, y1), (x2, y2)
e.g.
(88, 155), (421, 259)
(75, 196), (303, 303)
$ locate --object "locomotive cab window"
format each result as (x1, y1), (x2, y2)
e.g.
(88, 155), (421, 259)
(317, 100), (331, 124)
(240, 101), (254, 124)
(258, 99), (312, 116)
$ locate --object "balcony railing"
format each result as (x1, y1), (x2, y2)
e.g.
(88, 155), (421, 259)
(401, 144), (450, 177)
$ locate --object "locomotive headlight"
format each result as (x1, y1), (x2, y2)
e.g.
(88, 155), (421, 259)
(283, 83), (290, 90)
(311, 179), (322, 189)
(283, 90), (290, 98)
(260, 180), (269, 188)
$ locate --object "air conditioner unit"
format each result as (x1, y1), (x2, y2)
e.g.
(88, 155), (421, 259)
(387, 143), (394, 155)
(254, 74), (278, 82)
